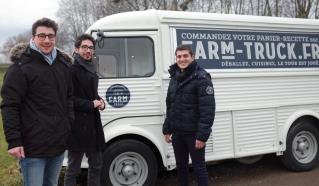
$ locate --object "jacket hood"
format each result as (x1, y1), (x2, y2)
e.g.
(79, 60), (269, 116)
(9, 42), (72, 64)
(9, 43), (28, 63)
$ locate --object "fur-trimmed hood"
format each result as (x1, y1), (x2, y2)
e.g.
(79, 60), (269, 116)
(9, 42), (72, 64)
(9, 43), (28, 63)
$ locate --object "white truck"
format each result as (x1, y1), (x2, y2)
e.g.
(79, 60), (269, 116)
(82, 9), (319, 185)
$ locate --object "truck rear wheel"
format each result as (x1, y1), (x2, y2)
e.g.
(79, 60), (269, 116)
(101, 139), (158, 186)
(281, 121), (319, 171)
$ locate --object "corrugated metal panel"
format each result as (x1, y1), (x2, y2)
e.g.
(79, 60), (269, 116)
(215, 76), (319, 111)
(166, 144), (175, 165)
(277, 105), (319, 127)
(209, 112), (234, 158)
(100, 74), (318, 166)
(166, 111), (234, 165)
(233, 108), (278, 157)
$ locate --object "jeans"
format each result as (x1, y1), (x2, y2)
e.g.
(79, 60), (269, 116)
(172, 134), (208, 186)
(19, 153), (64, 186)
(64, 151), (103, 186)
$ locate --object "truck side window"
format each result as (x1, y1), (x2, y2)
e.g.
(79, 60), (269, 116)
(94, 37), (155, 78)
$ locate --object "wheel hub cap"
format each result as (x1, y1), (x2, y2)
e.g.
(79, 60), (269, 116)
(297, 141), (308, 153)
(292, 131), (318, 164)
(109, 152), (148, 185)
(122, 163), (135, 177)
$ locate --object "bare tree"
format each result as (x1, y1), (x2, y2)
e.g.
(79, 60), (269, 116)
(180, 0), (194, 10)
(189, 0), (220, 12)
(295, 0), (313, 18)
(232, 0), (245, 14)
(0, 31), (31, 57)
(112, 0), (195, 11)
(315, 0), (319, 18)
(53, 0), (319, 54)
(57, 0), (95, 38)
(282, 0), (319, 18)
(275, 0), (281, 16)
(56, 0), (105, 52)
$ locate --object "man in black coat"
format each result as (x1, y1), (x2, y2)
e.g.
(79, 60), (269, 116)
(163, 44), (215, 186)
(1, 18), (73, 186)
(64, 34), (105, 186)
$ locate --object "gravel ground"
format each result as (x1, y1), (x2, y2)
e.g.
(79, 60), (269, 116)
(156, 154), (319, 186)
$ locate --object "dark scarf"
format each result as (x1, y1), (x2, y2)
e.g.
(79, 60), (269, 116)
(175, 61), (197, 82)
(74, 54), (95, 74)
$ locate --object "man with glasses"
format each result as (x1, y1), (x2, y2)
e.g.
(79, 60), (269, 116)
(1, 18), (74, 186)
(64, 34), (105, 186)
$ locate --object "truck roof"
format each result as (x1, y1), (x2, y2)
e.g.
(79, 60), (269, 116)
(87, 9), (319, 32)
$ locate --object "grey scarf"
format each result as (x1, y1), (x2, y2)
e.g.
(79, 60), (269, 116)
(74, 54), (95, 74)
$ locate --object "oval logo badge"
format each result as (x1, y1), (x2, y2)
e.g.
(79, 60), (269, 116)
(105, 84), (130, 108)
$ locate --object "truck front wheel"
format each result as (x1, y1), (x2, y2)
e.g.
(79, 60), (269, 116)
(281, 121), (319, 171)
(101, 139), (158, 186)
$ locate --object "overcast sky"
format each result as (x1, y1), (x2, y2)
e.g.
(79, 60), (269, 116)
(0, 0), (59, 46)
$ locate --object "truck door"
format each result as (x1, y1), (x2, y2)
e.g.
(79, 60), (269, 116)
(92, 31), (163, 185)
(92, 31), (162, 125)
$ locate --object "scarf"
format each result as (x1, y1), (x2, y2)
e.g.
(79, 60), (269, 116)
(175, 61), (197, 82)
(74, 53), (95, 74)
(29, 39), (57, 65)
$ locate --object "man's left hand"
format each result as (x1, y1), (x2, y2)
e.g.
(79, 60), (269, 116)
(98, 99), (105, 110)
(195, 139), (205, 149)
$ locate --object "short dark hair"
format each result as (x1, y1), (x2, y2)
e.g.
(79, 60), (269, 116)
(74, 34), (96, 49)
(175, 44), (194, 56)
(32, 18), (58, 35)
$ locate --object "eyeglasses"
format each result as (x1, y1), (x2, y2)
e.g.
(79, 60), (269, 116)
(35, 33), (56, 41)
(80, 45), (95, 50)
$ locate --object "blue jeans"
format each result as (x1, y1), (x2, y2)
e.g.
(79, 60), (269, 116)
(19, 153), (64, 186)
(172, 134), (208, 186)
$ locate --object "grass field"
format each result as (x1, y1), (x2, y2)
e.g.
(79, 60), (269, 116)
(0, 64), (23, 186)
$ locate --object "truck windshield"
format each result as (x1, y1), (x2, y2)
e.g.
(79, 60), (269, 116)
(94, 37), (155, 78)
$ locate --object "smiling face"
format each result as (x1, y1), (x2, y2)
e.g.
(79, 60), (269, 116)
(175, 49), (194, 71)
(75, 39), (94, 61)
(32, 26), (56, 55)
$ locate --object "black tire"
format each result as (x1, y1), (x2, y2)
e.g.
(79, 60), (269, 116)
(280, 121), (319, 171)
(101, 139), (158, 186)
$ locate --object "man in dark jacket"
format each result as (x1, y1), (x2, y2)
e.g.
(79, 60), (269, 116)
(64, 34), (105, 186)
(1, 18), (74, 186)
(163, 44), (215, 186)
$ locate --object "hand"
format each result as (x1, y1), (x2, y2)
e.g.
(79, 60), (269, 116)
(97, 99), (105, 110)
(195, 139), (205, 149)
(164, 134), (172, 143)
(8, 146), (25, 159)
(93, 100), (102, 108)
